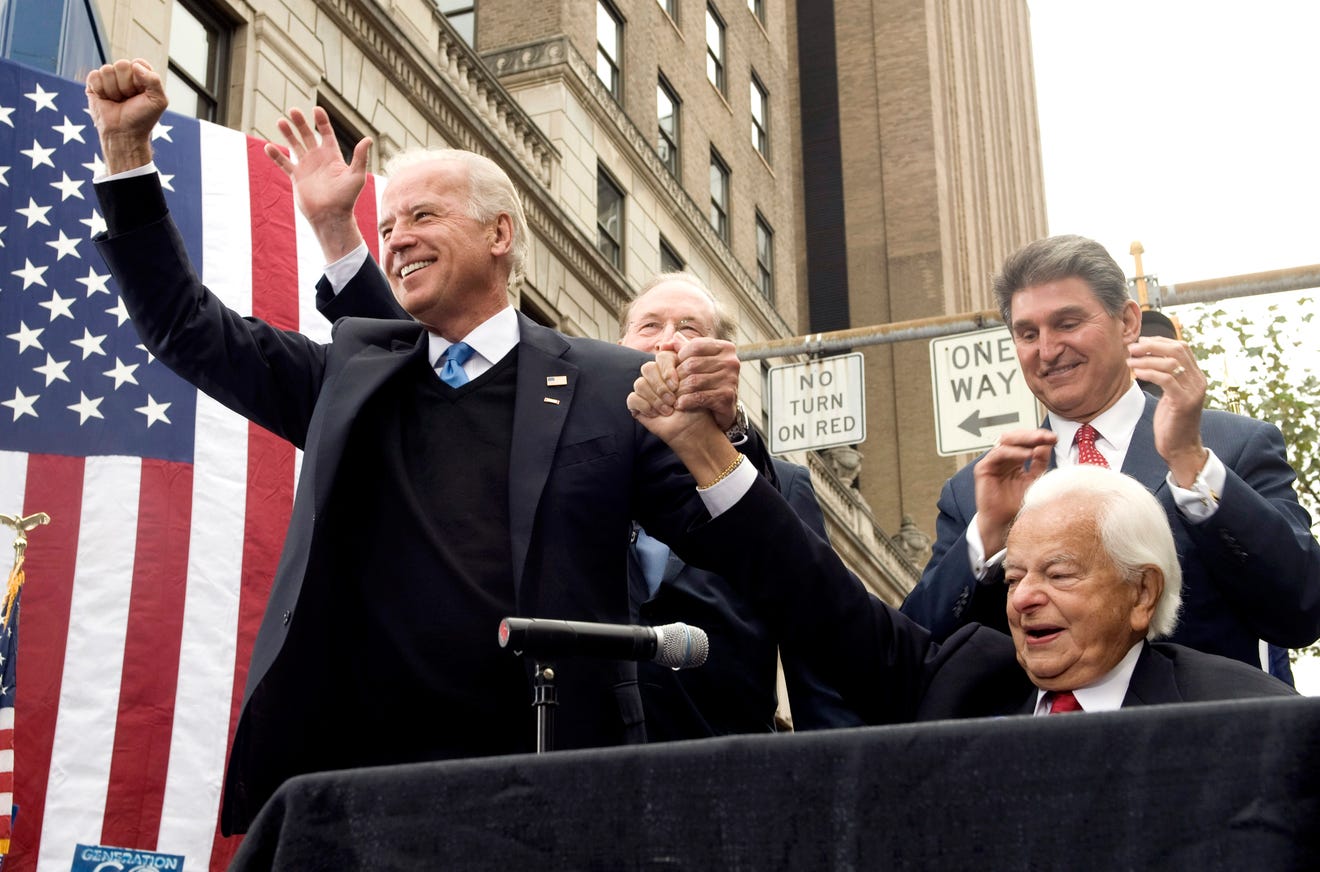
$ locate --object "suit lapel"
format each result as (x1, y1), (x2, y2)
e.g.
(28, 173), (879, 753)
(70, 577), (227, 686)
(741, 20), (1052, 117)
(311, 329), (429, 512)
(1120, 642), (1183, 707)
(1119, 394), (1169, 494)
(508, 315), (577, 600)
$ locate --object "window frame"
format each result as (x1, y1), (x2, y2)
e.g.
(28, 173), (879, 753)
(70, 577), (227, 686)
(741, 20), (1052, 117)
(597, 164), (626, 269)
(755, 211), (775, 301)
(596, 0), (624, 101)
(705, 4), (726, 94)
(750, 71), (770, 159)
(166, 0), (232, 123)
(709, 149), (731, 243)
(659, 236), (685, 273)
(436, 1), (476, 46)
(657, 76), (681, 179)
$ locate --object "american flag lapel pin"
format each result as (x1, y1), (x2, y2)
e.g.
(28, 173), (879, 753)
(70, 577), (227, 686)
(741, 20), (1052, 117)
(546, 375), (568, 386)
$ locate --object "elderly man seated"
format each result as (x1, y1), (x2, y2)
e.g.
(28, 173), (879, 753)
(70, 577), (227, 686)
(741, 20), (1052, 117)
(627, 354), (1294, 718)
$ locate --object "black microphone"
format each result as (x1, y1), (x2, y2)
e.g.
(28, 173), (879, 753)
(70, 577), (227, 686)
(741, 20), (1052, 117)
(498, 617), (709, 669)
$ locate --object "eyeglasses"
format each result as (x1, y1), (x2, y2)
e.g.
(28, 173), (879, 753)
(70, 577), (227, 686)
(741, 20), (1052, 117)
(626, 318), (709, 339)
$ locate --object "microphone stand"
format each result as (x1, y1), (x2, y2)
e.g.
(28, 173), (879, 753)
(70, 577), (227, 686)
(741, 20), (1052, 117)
(532, 661), (557, 753)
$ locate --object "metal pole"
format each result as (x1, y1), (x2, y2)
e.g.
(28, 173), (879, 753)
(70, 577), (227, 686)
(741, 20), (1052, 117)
(737, 264), (1320, 362)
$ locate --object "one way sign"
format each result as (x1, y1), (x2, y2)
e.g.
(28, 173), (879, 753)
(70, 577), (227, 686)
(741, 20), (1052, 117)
(929, 327), (1041, 456)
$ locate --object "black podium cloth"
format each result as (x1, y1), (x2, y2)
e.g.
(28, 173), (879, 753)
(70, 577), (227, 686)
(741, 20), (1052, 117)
(232, 697), (1320, 870)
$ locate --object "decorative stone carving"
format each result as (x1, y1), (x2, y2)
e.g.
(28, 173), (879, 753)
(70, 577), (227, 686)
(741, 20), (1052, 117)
(823, 445), (863, 490)
(891, 515), (932, 566)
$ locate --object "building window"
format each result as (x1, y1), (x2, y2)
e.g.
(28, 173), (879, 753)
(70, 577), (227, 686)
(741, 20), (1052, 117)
(747, 0), (765, 25)
(750, 73), (769, 159)
(705, 5), (725, 94)
(657, 77), (680, 178)
(659, 236), (685, 273)
(755, 212), (774, 300)
(165, 0), (231, 122)
(437, 1), (475, 46)
(709, 149), (730, 242)
(597, 166), (625, 268)
(656, 0), (677, 21)
(596, 0), (623, 100)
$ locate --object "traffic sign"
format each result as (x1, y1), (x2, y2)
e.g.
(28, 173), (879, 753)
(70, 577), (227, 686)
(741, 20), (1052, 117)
(929, 327), (1040, 456)
(767, 353), (866, 453)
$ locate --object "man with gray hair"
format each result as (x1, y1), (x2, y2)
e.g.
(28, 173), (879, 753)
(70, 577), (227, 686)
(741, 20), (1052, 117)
(620, 364), (1295, 716)
(901, 234), (1320, 684)
(87, 59), (745, 833)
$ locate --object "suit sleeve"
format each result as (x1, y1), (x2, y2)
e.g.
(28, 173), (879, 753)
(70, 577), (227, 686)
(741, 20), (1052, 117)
(899, 471), (1009, 640)
(1185, 420), (1320, 646)
(316, 256), (411, 322)
(681, 476), (942, 726)
(773, 462), (869, 729)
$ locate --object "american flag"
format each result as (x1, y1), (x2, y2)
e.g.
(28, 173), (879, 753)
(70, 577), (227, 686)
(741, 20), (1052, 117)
(0, 58), (380, 870)
(1, 589), (19, 860)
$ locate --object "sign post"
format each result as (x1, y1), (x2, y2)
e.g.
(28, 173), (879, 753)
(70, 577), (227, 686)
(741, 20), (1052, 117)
(767, 353), (866, 454)
(929, 327), (1040, 456)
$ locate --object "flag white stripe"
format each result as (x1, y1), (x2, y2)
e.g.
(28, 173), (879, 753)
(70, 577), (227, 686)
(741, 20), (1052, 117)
(37, 456), (142, 872)
(156, 121), (254, 861)
(0, 450), (27, 518)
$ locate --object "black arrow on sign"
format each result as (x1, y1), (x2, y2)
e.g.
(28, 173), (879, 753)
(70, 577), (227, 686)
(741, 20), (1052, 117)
(958, 410), (1020, 437)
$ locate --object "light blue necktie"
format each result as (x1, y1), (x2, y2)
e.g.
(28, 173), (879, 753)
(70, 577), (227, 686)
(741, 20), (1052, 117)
(437, 341), (475, 388)
(634, 527), (671, 599)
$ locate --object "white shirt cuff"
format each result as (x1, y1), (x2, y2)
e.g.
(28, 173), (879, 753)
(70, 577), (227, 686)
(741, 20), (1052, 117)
(95, 162), (159, 183)
(697, 454), (757, 518)
(966, 514), (1003, 581)
(1168, 448), (1226, 522)
(323, 242), (370, 294)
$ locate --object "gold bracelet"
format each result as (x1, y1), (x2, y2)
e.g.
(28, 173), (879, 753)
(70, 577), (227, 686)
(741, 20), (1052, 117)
(697, 453), (745, 491)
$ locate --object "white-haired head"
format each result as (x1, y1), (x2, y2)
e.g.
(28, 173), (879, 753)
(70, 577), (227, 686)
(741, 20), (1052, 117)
(383, 148), (529, 289)
(1018, 464), (1182, 639)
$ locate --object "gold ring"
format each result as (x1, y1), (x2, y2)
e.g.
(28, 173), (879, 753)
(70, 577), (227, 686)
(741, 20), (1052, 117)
(1171, 365), (1186, 377)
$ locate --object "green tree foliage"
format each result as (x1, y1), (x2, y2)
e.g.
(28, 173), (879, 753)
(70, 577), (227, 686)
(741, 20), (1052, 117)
(1181, 294), (1320, 662)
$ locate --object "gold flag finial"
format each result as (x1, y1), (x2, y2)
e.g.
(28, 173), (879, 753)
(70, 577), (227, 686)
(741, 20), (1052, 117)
(1130, 240), (1149, 307)
(1, 511), (50, 626)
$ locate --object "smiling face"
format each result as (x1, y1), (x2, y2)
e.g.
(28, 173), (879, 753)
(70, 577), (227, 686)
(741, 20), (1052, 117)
(1004, 495), (1160, 691)
(1008, 276), (1142, 423)
(378, 160), (512, 339)
(620, 280), (718, 352)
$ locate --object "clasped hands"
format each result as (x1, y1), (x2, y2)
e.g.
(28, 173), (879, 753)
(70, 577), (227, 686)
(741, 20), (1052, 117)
(628, 333), (735, 449)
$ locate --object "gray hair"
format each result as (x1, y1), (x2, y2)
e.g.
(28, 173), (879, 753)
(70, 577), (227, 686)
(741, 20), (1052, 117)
(383, 148), (530, 289)
(993, 235), (1130, 325)
(620, 271), (737, 341)
(1018, 465), (1182, 639)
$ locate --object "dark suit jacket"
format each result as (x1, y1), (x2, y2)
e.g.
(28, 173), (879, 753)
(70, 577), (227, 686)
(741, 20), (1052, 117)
(901, 394), (1320, 673)
(634, 457), (864, 740)
(95, 175), (710, 833)
(684, 478), (1295, 724)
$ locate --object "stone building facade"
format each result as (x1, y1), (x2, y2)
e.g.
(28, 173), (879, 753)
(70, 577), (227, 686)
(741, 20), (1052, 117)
(89, 0), (1047, 602)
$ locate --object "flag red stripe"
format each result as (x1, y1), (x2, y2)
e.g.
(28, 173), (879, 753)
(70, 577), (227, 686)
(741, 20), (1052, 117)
(11, 454), (86, 871)
(101, 458), (194, 847)
(356, 173), (379, 262)
(208, 143), (301, 870)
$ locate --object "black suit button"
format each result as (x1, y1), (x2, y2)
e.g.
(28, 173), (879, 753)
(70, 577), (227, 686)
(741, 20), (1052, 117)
(282, 609), (292, 625)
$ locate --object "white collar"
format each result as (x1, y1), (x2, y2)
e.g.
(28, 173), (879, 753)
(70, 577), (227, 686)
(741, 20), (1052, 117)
(1033, 640), (1144, 714)
(428, 306), (520, 371)
(1048, 381), (1145, 465)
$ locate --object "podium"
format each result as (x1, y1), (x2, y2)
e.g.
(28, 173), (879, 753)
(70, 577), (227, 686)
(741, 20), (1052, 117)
(232, 696), (1320, 870)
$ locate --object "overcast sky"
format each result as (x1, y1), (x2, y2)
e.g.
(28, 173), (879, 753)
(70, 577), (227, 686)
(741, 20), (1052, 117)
(1028, 2), (1320, 693)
